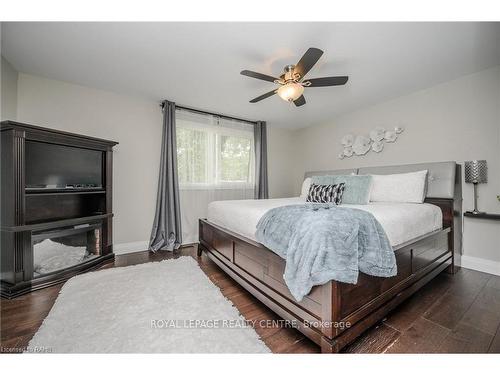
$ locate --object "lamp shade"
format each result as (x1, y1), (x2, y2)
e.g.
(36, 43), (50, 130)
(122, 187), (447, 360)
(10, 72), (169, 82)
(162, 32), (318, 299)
(464, 160), (487, 183)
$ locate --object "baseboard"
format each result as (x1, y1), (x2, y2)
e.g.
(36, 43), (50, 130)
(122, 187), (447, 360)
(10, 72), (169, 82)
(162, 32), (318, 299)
(113, 241), (197, 255)
(113, 241), (149, 255)
(460, 255), (500, 276)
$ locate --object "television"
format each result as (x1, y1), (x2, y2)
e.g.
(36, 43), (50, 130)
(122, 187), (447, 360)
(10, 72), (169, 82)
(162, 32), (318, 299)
(25, 141), (103, 190)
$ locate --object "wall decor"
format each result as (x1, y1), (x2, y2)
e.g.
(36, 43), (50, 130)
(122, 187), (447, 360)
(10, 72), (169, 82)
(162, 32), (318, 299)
(340, 126), (404, 159)
(352, 135), (371, 155)
(343, 146), (354, 157)
(369, 126), (385, 142)
(384, 130), (397, 142)
(341, 134), (354, 147)
(371, 140), (384, 153)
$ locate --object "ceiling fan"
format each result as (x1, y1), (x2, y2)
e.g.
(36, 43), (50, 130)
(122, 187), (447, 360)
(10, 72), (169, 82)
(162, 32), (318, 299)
(240, 47), (348, 107)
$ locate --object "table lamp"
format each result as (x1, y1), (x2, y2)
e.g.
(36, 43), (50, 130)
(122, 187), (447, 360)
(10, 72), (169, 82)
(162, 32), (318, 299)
(464, 160), (487, 215)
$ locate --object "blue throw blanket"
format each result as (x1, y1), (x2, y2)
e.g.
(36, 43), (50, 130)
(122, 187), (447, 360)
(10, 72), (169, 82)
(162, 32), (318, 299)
(255, 204), (397, 301)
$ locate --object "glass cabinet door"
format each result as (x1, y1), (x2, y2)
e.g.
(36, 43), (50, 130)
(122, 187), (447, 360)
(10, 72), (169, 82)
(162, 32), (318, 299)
(32, 223), (102, 277)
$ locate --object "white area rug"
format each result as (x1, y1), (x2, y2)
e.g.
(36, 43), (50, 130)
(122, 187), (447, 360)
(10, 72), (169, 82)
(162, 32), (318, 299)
(28, 257), (270, 353)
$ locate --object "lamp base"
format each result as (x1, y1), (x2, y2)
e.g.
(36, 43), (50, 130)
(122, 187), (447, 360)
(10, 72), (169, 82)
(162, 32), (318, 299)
(470, 183), (485, 216)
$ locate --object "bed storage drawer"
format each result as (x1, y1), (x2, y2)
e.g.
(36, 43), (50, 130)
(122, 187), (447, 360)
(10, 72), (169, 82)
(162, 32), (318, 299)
(263, 254), (323, 315)
(233, 241), (266, 280)
(340, 273), (383, 317)
(340, 245), (411, 317)
(211, 230), (234, 262)
(411, 231), (449, 272)
(234, 240), (322, 315)
(381, 247), (412, 292)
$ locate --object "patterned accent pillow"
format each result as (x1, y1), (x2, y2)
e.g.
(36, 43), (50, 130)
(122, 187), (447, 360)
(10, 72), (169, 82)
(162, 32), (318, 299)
(306, 183), (345, 204)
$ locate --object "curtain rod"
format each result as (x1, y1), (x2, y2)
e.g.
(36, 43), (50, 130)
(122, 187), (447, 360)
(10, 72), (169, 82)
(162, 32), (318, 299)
(160, 101), (259, 125)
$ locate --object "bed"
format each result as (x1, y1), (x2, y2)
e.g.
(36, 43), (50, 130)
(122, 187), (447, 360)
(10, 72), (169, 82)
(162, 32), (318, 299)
(198, 162), (462, 353)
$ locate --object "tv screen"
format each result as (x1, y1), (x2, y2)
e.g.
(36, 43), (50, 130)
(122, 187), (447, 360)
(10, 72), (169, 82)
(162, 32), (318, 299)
(25, 141), (103, 190)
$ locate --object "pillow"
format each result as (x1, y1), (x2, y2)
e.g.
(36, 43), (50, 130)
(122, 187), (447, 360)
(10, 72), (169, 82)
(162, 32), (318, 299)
(311, 175), (373, 204)
(300, 177), (312, 198)
(369, 170), (428, 203)
(306, 183), (345, 204)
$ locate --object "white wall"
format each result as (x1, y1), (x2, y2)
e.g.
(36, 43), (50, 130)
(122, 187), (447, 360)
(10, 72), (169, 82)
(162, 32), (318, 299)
(267, 126), (298, 198)
(293, 65), (500, 271)
(1, 56), (18, 120)
(15, 73), (297, 248)
(17, 74), (163, 247)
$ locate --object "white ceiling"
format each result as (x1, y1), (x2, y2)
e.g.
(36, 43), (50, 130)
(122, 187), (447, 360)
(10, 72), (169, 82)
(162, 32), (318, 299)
(2, 22), (500, 129)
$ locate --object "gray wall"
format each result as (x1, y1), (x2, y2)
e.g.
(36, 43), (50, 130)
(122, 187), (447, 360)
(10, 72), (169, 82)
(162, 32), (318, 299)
(15, 73), (297, 247)
(292, 65), (500, 269)
(1, 56), (18, 120)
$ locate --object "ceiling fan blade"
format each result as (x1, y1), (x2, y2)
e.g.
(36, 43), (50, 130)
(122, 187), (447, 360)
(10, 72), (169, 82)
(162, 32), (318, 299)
(240, 70), (278, 83)
(304, 76), (349, 87)
(250, 89), (277, 103)
(293, 95), (306, 107)
(294, 48), (323, 79)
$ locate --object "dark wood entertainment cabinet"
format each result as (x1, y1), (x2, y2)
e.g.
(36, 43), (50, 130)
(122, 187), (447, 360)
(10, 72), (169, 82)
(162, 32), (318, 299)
(1, 121), (118, 298)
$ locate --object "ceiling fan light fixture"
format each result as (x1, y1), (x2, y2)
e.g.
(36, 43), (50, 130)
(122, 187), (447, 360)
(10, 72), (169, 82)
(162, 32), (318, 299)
(277, 82), (304, 102)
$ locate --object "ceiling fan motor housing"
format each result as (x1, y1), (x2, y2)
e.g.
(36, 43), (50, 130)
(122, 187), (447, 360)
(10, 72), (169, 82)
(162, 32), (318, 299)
(283, 64), (301, 82)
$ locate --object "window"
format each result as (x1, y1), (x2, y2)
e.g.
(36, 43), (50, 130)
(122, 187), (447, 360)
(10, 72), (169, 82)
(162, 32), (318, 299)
(176, 127), (208, 185)
(176, 110), (255, 189)
(219, 134), (252, 183)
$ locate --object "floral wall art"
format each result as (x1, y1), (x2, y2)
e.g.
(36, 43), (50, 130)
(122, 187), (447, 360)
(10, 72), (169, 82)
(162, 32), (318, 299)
(339, 126), (404, 159)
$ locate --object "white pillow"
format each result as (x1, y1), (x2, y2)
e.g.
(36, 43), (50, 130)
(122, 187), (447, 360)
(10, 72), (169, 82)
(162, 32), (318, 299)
(369, 170), (428, 203)
(300, 177), (312, 198)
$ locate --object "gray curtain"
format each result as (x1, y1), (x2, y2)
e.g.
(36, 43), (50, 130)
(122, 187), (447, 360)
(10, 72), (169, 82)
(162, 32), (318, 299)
(254, 120), (269, 199)
(149, 100), (182, 251)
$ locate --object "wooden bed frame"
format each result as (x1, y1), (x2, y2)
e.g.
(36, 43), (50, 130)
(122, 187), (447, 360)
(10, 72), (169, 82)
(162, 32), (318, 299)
(198, 163), (462, 353)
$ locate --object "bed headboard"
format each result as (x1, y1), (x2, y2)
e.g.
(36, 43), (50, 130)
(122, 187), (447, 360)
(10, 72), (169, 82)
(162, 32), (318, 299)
(304, 161), (460, 200)
(304, 168), (357, 179)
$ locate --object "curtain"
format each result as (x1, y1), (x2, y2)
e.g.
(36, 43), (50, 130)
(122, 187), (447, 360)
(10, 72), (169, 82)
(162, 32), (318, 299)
(254, 120), (269, 199)
(149, 100), (182, 251)
(176, 109), (255, 244)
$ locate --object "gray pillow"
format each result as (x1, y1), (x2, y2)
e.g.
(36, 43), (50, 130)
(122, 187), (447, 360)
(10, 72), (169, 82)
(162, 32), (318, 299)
(311, 175), (373, 204)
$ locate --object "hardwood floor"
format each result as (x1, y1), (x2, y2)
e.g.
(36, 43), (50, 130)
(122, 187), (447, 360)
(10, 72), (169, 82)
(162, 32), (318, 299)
(1, 245), (500, 354)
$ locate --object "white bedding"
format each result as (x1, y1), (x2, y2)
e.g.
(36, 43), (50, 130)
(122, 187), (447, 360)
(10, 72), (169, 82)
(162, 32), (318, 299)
(207, 197), (442, 247)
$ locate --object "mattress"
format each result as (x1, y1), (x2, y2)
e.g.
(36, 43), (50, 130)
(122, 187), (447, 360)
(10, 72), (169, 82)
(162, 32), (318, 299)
(207, 197), (443, 247)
